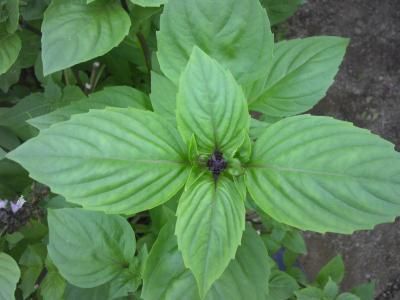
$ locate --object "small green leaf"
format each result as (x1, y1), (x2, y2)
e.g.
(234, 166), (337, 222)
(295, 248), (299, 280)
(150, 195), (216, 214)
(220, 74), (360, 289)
(48, 208), (136, 288)
(19, 244), (46, 299)
(246, 115), (400, 233)
(351, 281), (375, 300)
(129, 0), (167, 7)
(157, 0), (273, 86)
(40, 256), (66, 300)
(176, 47), (249, 156)
(0, 252), (20, 300)
(336, 293), (360, 300)
(150, 71), (177, 120)
(295, 287), (324, 300)
(261, 0), (302, 25)
(42, 0), (131, 75)
(142, 222), (270, 300)
(176, 176), (246, 297)
(249, 37), (349, 117)
(267, 270), (299, 300)
(323, 278), (339, 299)
(8, 108), (189, 214)
(282, 230), (307, 254)
(316, 255), (345, 287)
(0, 26), (21, 75)
(28, 86), (149, 130)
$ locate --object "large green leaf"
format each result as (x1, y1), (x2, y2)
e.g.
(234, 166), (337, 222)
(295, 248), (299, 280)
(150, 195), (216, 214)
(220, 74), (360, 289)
(176, 48), (249, 156)
(29, 86), (149, 130)
(0, 26), (21, 75)
(261, 0), (302, 25)
(157, 0), (273, 86)
(249, 37), (349, 117)
(150, 71), (177, 120)
(0, 252), (20, 300)
(176, 176), (246, 297)
(142, 222), (270, 300)
(246, 115), (400, 233)
(8, 108), (189, 214)
(42, 0), (131, 75)
(48, 208), (136, 288)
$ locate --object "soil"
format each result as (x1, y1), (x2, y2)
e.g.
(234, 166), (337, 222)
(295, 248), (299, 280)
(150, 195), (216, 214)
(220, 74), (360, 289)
(283, 0), (400, 298)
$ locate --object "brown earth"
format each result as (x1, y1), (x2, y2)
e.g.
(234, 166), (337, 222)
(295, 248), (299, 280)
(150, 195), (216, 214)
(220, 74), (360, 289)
(283, 0), (400, 298)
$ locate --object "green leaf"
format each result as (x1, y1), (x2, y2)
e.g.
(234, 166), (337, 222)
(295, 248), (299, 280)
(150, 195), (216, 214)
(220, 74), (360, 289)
(323, 278), (339, 299)
(316, 255), (345, 287)
(157, 0), (273, 86)
(261, 0), (302, 25)
(267, 270), (299, 300)
(282, 230), (307, 254)
(5, 0), (19, 34)
(129, 0), (167, 7)
(350, 281), (374, 300)
(246, 115), (400, 233)
(28, 86), (149, 130)
(0, 127), (20, 151)
(249, 37), (349, 117)
(0, 252), (20, 300)
(0, 26), (21, 75)
(176, 176), (246, 297)
(42, 0), (131, 75)
(295, 287), (324, 300)
(8, 108), (189, 214)
(0, 159), (30, 198)
(142, 222), (199, 300)
(19, 244), (46, 299)
(250, 118), (271, 140)
(336, 293), (360, 300)
(40, 256), (66, 300)
(150, 71), (177, 120)
(206, 225), (271, 300)
(48, 208), (136, 288)
(176, 47), (249, 156)
(64, 283), (111, 300)
(142, 222), (270, 300)
(0, 93), (55, 140)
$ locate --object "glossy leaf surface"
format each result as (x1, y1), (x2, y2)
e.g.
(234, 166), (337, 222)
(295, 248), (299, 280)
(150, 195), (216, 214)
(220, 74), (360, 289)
(157, 0), (273, 86)
(42, 0), (131, 75)
(48, 208), (136, 288)
(176, 48), (248, 156)
(246, 115), (400, 233)
(176, 176), (246, 297)
(8, 108), (189, 214)
(249, 37), (349, 117)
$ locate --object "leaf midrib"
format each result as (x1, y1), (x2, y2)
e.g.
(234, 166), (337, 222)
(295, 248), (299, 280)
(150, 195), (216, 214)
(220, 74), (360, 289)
(246, 163), (399, 184)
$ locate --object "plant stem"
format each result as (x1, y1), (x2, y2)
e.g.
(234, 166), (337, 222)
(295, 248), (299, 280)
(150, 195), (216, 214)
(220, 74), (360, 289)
(19, 18), (42, 36)
(136, 32), (152, 89)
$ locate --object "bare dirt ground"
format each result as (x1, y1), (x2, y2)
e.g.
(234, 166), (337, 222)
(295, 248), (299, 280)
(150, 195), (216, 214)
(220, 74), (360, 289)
(284, 0), (400, 298)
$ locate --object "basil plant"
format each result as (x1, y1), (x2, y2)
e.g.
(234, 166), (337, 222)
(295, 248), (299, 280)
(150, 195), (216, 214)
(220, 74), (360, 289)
(2, 0), (399, 299)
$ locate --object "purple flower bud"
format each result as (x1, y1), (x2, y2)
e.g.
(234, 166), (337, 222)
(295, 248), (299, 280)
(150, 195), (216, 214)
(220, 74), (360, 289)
(10, 196), (26, 214)
(0, 200), (7, 209)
